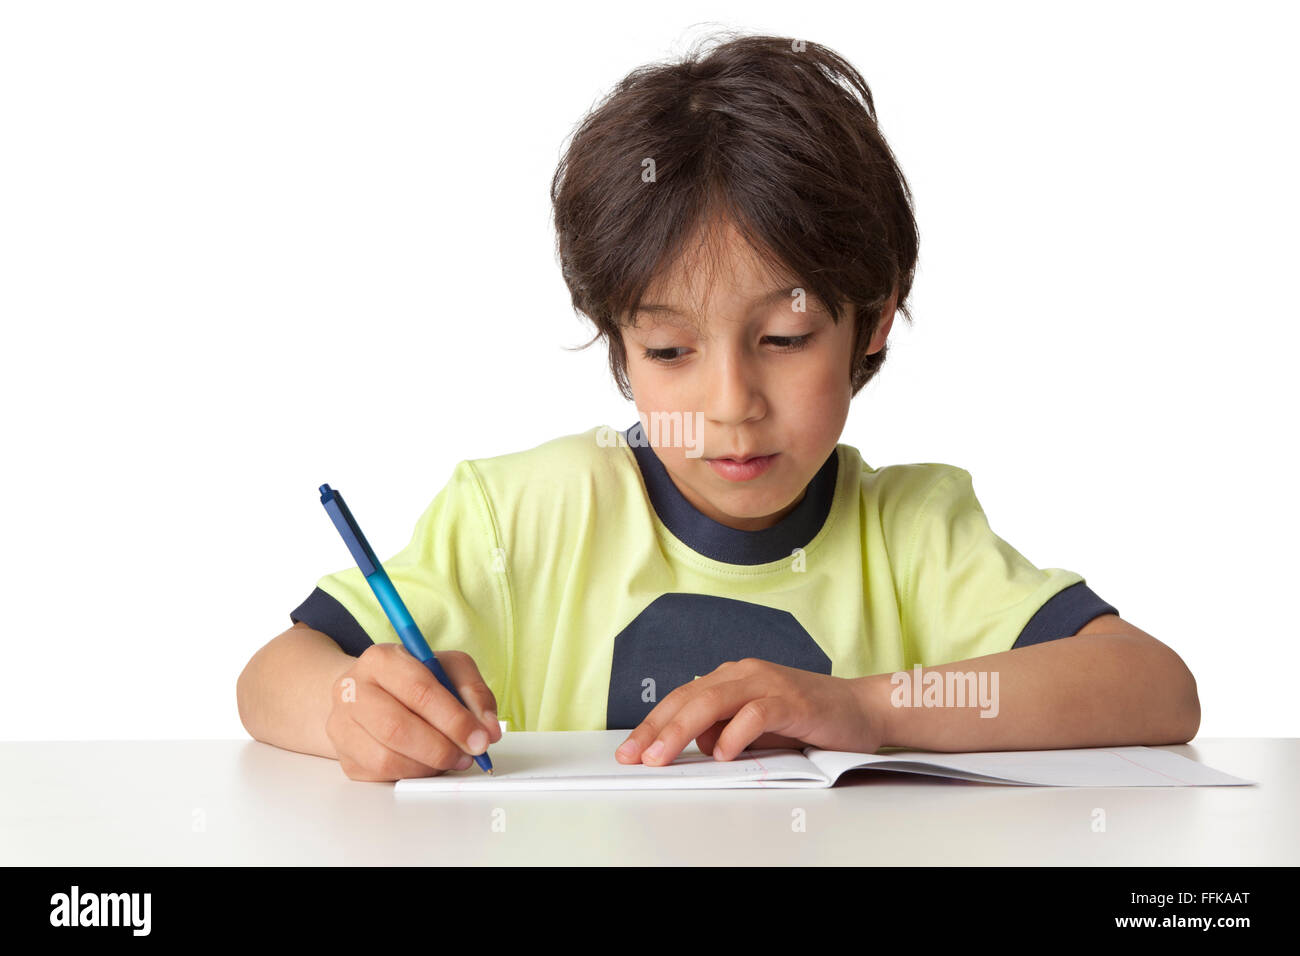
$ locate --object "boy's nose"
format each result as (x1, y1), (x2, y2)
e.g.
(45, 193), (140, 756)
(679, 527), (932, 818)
(701, 356), (766, 428)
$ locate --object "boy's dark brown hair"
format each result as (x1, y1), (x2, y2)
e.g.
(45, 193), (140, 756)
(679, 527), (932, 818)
(551, 31), (920, 400)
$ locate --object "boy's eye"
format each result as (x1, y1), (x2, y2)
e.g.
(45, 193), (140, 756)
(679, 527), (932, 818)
(642, 346), (687, 364)
(641, 333), (814, 365)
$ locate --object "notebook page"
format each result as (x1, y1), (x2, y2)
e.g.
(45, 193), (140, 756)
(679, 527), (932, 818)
(801, 745), (1256, 787)
(394, 730), (827, 793)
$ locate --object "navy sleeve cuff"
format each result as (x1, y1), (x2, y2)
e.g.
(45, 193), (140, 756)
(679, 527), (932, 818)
(1012, 581), (1119, 649)
(290, 587), (376, 657)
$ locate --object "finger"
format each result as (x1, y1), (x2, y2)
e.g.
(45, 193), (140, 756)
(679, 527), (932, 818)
(704, 731), (807, 762)
(331, 705), (448, 782)
(635, 679), (762, 766)
(345, 673), (473, 773)
(695, 725), (802, 760)
(711, 698), (800, 762)
(614, 671), (722, 763)
(361, 644), (495, 757)
(433, 649), (503, 742)
(693, 720), (728, 757)
(345, 719), (474, 782)
(341, 721), (445, 782)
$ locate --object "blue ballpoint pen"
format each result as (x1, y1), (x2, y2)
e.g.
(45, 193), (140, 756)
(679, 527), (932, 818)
(317, 483), (493, 774)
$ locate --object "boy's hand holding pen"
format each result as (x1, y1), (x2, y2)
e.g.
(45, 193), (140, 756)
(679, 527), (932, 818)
(318, 484), (500, 782)
(324, 644), (502, 782)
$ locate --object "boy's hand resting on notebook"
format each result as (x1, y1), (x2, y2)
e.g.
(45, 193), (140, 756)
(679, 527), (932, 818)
(325, 643), (502, 782)
(615, 659), (885, 766)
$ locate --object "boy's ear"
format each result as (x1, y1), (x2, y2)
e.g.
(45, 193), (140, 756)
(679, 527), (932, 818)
(866, 289), (898, 355)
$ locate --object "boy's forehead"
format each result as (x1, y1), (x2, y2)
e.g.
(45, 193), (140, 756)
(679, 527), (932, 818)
(629, 211), (806, 326)
(634, 283), (802, 327)
(638, 258), (801, 323)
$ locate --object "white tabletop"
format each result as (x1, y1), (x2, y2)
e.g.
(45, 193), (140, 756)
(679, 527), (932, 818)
(1, 737), (1293, 865)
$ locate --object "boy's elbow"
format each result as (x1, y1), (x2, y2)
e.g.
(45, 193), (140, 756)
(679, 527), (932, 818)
(1159, 652), (1200, 744)
(235, 658), (262, 740)
(1139, 635), (1200, 744)
(1174, 671), (1201, 743)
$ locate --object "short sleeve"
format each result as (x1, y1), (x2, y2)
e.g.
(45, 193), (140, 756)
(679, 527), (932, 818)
(901, 466), (1090, 667)
(289, 460), (513, 709)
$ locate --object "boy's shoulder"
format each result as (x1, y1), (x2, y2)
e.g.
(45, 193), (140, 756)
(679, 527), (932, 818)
(859, 457), (972, 499)
(854, 455), (980, 537)
(460, 424), (639, 501)
(842, 431), (970, 500)
(466, 424), (623, 471)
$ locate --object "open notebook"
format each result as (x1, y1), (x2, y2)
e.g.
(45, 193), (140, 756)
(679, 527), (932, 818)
(393, 730), (1254, 792)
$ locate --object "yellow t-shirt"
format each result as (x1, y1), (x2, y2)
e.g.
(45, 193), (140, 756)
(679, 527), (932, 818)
(291, 422), (1117, 731)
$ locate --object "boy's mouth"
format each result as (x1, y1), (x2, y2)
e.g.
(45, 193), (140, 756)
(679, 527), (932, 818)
(706, 453), (779, 481)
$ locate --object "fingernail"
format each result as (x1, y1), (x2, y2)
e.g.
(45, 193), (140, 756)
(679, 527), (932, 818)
(643, 740), (664, 761)
(455, 753), (473, 771)
(617, 738), (639, 757)
(482, 711), (498, 735)
(467, 729), (488, 754)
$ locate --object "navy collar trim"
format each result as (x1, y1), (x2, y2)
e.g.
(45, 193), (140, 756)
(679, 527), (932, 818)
(624, 420), (840, 565)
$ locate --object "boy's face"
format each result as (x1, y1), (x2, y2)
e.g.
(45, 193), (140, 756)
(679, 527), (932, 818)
(620, 216), (894, 533)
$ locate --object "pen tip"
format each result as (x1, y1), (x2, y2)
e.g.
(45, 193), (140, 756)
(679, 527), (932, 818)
(486, 768), (494, 775)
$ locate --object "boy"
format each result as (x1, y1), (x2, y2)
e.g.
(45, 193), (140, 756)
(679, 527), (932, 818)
(237, 34), (1199, 782)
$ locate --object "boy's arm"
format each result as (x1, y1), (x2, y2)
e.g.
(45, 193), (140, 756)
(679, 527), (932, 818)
(856, 615), (1201, 751)
(237, 621), (356, 759)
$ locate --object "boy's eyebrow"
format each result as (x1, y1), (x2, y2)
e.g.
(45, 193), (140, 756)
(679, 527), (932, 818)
(635, 285), (804, 322)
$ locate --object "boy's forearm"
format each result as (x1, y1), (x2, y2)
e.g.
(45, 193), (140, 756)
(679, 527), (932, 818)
(854, 630), (1201, 752)
(237, 625), (356, 759)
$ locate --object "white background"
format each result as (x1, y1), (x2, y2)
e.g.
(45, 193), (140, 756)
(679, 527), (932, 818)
(2, 1), (1295, 739)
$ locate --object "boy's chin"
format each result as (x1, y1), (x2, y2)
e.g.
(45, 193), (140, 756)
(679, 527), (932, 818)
(707, 486), (804, 526)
